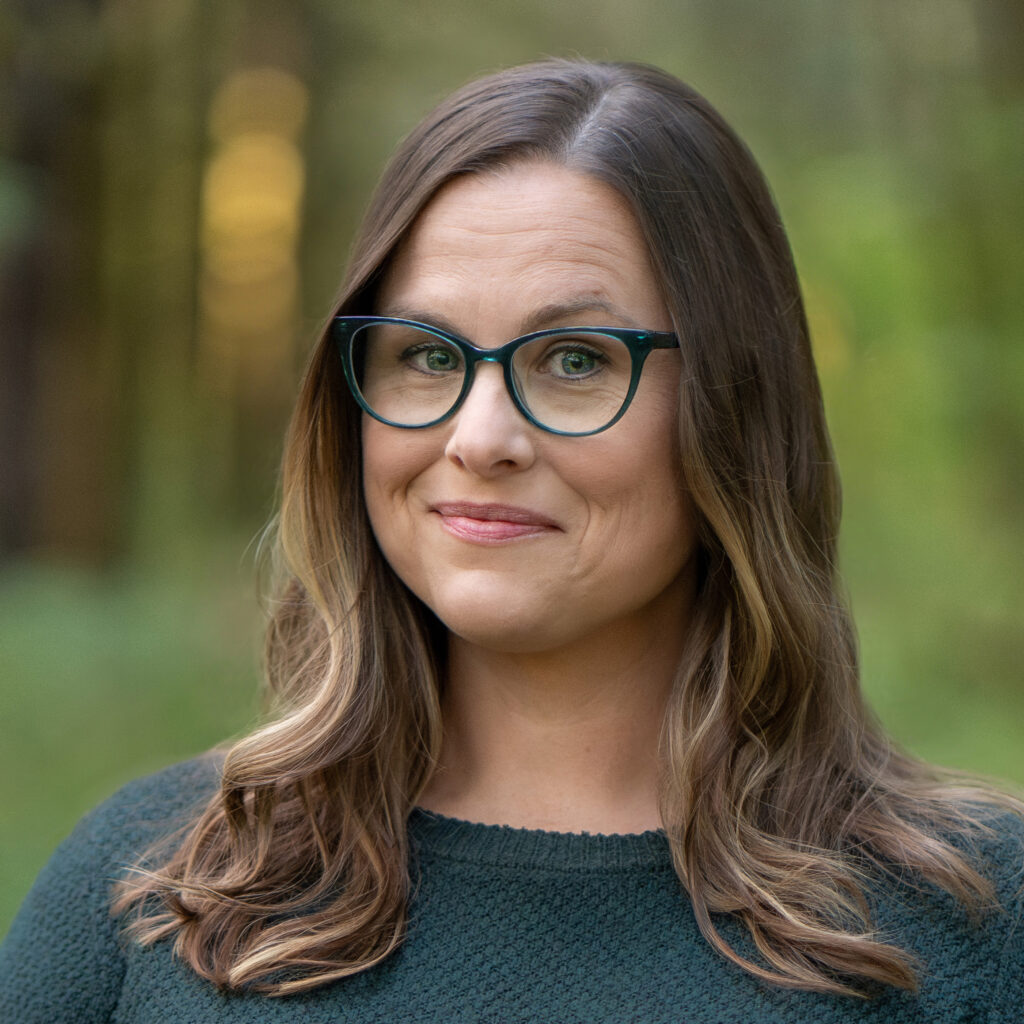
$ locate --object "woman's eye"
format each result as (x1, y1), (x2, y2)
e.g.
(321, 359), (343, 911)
(546, 344), (603, 379)
(404, 344), (462, 374)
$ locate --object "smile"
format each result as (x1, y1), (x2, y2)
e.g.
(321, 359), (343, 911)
(431, 502), (560, 544)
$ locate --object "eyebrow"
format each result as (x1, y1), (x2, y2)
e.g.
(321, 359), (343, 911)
(520, 298), (634, 333)
(377, 296), (639, 339)
(377, 306), (464, 337)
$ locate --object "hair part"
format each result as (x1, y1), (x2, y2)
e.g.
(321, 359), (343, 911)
(114, 58), (1022, 997)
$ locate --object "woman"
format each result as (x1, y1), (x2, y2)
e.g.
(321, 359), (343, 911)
(2, 59), (1022, 1022)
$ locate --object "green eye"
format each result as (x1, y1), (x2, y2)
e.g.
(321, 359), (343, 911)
(425, 347), (457, 371)
(558, 349), (597, 376)
(404, 343), (462, 374)
(541, 342), (606, 380)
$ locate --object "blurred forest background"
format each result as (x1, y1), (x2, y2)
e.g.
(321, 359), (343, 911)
(1, 0), (1022, 934)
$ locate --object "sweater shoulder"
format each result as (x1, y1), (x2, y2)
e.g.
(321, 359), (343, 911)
(973, 809), (1024, 1015)
(0, 755), (222, 1023)
(875, 807), (1024, 1017)
(976, 806), (1024, 889)
(82, 752), (224, 852)
(935, 804), (1024, 910)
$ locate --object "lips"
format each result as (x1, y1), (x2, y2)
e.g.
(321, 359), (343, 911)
(431, 501), (560, 543)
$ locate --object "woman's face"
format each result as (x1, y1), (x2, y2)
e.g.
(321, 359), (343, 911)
(362, 161), (698, 654)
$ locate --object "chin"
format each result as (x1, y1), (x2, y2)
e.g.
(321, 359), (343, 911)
(435, 607), (560, 654)
(421, 582), (569, 654)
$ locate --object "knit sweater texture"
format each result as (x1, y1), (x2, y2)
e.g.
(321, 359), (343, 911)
(2, 757), (1022, 1022)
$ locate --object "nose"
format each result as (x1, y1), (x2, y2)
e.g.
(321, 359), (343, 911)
(444, 362), (537, 477)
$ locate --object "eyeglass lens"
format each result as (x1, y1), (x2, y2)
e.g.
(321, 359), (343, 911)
(351, 322), (636, 433)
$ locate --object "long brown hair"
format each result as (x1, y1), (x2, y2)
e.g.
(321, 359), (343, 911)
(114, 59), (1021, 997)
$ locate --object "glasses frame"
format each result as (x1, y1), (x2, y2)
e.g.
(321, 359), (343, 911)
(332, 315), (680, 437)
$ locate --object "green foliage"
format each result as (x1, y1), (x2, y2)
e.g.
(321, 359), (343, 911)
(0, 558), (261, 935)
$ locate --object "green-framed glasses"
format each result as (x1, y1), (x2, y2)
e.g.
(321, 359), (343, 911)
(332, 316), (679, 437)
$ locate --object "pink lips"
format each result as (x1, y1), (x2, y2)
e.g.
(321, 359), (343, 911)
(432, 502), (560, 543)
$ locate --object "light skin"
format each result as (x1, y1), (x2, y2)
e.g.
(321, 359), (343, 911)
(362, 161), (699, 834)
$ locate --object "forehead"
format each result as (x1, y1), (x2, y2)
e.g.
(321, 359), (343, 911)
(377, 161), (669, 335)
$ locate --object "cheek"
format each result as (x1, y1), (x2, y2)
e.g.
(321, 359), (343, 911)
(586, 378), (683, 505)
(361, 421), (433, 536)
(565, 395), (692, 570)
(564, 440), (692, 565)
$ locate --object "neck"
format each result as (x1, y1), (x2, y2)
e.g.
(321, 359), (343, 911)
(418, 598), (691, 834)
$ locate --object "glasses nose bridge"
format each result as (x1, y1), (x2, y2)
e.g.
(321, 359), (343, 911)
(463, 337), (513, 367)
(457, 342), (521, 414)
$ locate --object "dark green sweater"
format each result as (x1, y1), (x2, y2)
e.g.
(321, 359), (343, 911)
(2, 757), (1022, 1022)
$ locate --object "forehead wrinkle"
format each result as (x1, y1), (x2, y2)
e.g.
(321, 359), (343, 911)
(377, 295), (641, 342)
(381, 252), (636, 333)
(404, 183), (631, 257)
(464, 223), (629, 266)
(377, 162), (669, 339)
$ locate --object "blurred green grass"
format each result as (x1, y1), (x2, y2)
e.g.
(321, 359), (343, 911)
(0, 555), (262, 936)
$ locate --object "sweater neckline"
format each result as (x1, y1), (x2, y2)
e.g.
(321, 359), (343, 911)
(407, 807), (674, 872)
